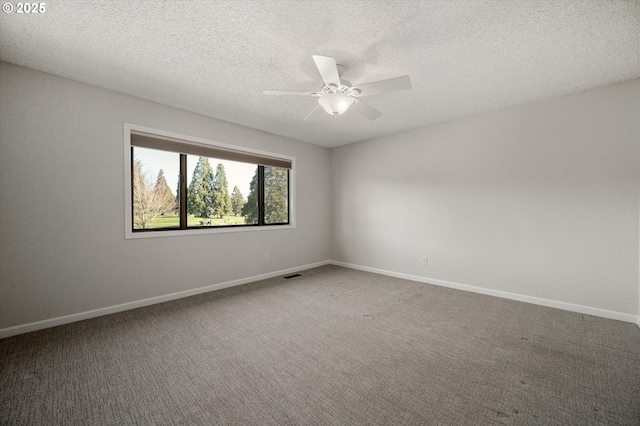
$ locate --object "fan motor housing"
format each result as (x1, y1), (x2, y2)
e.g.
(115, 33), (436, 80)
(322, 80), (359, 96)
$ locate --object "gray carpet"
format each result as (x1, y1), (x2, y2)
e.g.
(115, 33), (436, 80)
(1, 265), (639, 425)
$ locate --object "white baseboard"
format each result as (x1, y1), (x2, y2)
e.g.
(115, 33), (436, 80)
(0, 260), (330, 339)
(2, 259), (638, 338)
(331, 261), (639, 325)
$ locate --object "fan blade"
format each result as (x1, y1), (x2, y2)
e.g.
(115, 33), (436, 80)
(352, 75), (411, 97)
(304, 105), (325, 121)
(351, 99), (382, 120)
(263, 90), (320, 96)
(312, 55), (341, 87)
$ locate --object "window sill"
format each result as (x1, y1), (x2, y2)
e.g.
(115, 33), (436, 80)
(125, 223), (296, 240)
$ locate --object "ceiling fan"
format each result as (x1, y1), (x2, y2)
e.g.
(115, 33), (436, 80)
(263, 55), (412, 121)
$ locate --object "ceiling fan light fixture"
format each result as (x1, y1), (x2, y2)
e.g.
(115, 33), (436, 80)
(318, 92), (355, 116)
(264, 55), (411, 121)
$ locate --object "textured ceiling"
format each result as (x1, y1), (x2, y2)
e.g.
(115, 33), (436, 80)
(1, 1), (639, 148)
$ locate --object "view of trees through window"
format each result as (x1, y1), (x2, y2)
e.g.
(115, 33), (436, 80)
(132, 147), (289, 230)
(132, 149), (180, 229)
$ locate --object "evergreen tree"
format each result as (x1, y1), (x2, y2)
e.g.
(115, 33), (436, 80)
(154, 169), (176, 213)
(242, 167), (259, 224)
(213, 163), (232, 218)
(187, 157), (215, 218)
(264, 166), (288, 224)
(230, 185), (245, 216)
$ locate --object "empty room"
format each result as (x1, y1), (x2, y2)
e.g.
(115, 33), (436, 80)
(1, 1), (639, 424)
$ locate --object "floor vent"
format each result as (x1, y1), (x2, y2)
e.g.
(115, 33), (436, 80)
(283, 274), (302, 279)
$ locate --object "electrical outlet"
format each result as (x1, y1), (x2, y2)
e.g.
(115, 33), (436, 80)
(264, 253), (270, 262)
(421, 256), (428, 266)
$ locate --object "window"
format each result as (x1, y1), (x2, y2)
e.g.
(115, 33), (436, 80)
(125, 126), (293, 236)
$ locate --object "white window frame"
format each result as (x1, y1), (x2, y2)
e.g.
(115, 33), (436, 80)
(124, 123), (295, 239)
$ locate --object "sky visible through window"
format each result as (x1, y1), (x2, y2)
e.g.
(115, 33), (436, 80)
(135, 147), (255, 198)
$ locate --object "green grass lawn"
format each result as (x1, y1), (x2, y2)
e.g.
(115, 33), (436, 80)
(147, 214), (248, 229)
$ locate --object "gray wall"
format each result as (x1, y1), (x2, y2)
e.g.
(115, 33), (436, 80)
(0, 62), (331, 329)
(331, 79), (640, 318)
(2, 62), (639, 332)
